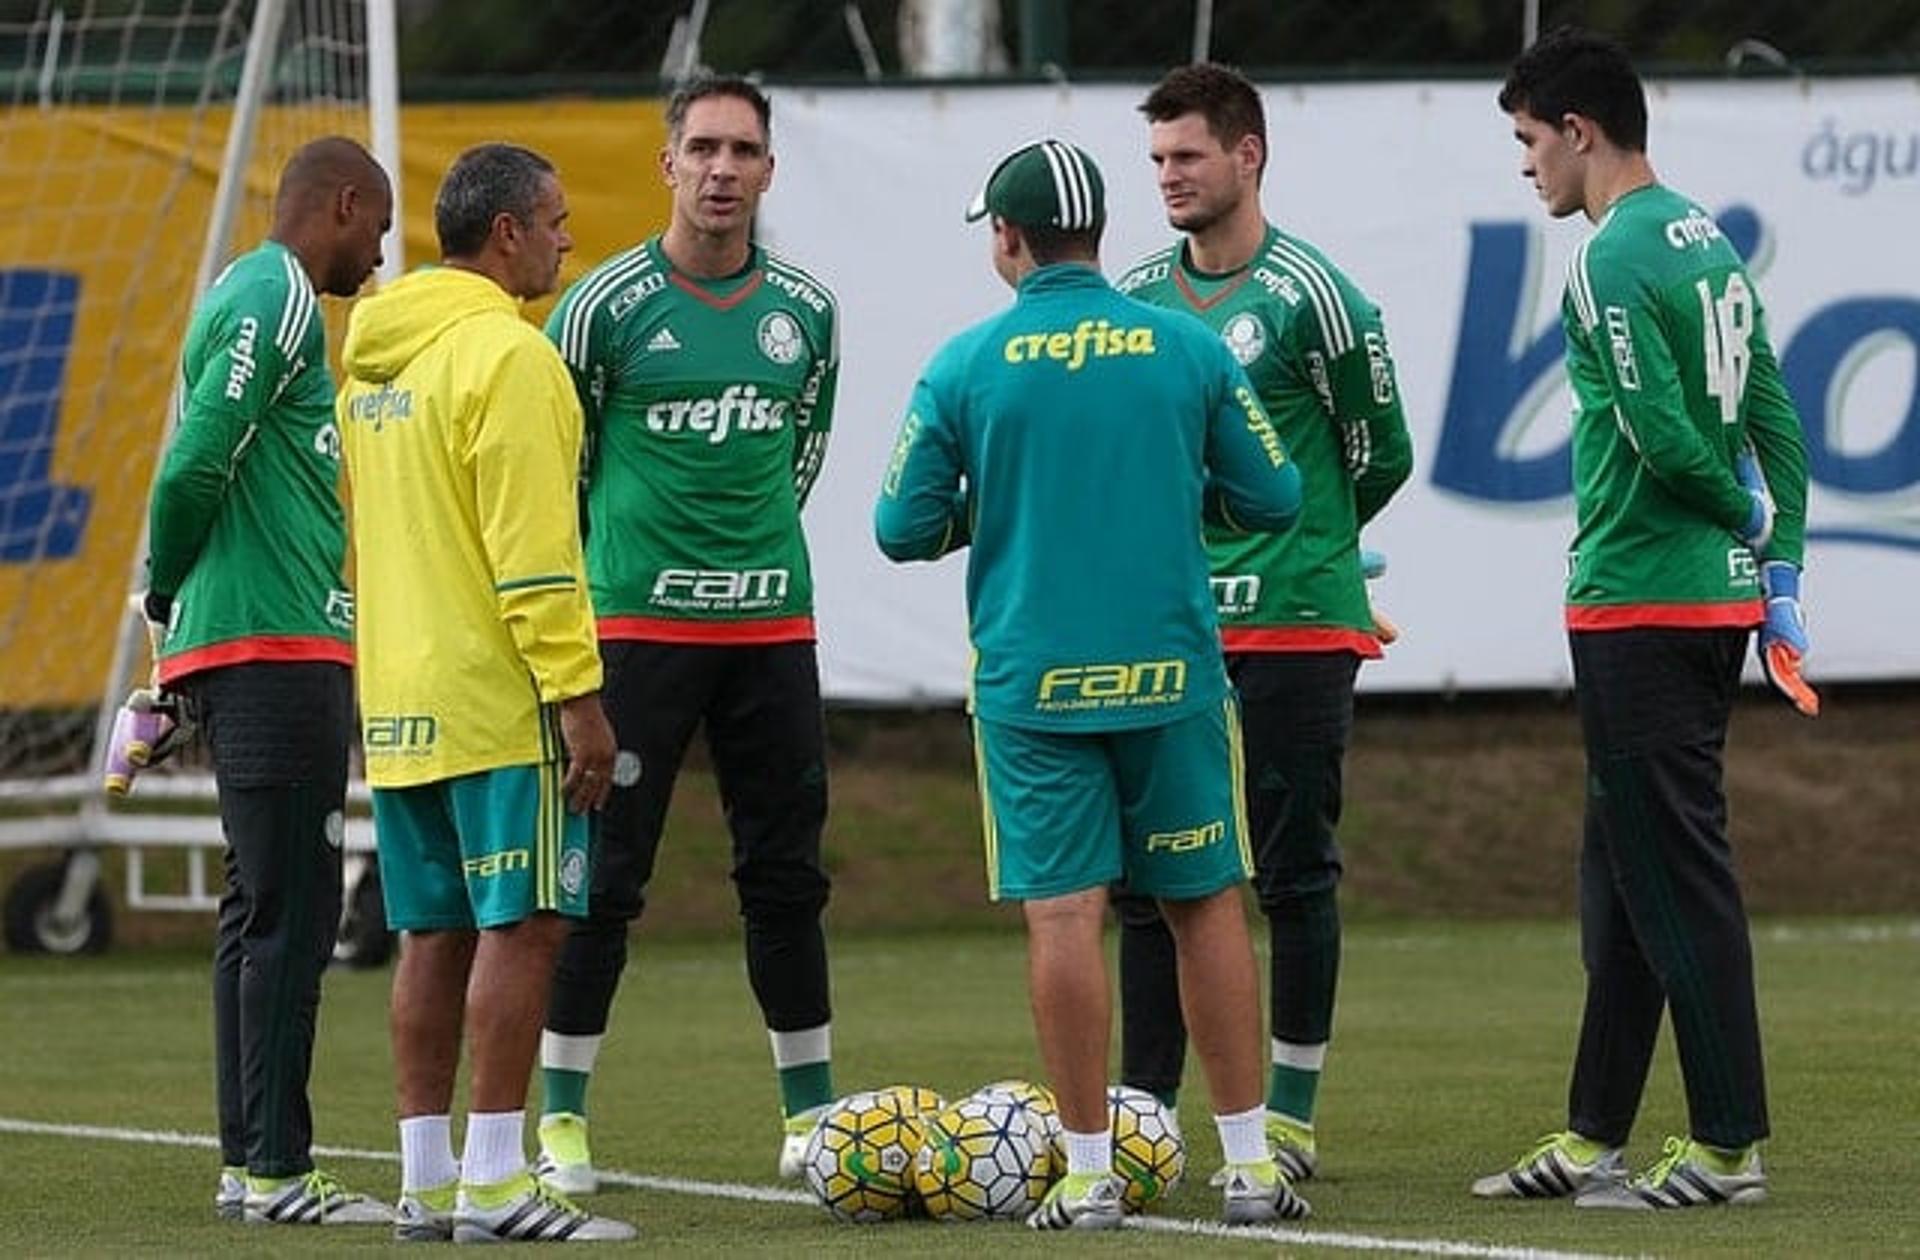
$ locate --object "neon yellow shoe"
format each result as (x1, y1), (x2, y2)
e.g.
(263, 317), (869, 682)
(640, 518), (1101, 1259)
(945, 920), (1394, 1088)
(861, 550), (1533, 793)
(1575, 1136), (1767, 1210)
(393, 1179), (456, 1243)
(1266, 1112), (1319, 1182)
(1470, 1130), (1625, 1199)
(1221, 1157), (1311, 1224)
(213, 1166), (245, 1221)
(1027, 1171), (1125, 1231)
(243, 1168), (393, 1225)
(534, 1111), (597, 1196)
(454, 1171), (637, 1243)
(777, 1104), (827, 1181)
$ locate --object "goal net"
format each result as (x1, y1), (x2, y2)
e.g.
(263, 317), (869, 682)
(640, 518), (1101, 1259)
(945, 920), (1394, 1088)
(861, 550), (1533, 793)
(0, 1), (397, 838)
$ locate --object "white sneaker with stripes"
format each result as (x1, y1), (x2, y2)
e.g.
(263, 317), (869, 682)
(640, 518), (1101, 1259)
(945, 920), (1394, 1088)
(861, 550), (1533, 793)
(1470, 1131), (1625, 1200)
(242, 1169), (393, 1225)
(1575, 1136), (1766, 1210)
(453, 1172), (637, 1243)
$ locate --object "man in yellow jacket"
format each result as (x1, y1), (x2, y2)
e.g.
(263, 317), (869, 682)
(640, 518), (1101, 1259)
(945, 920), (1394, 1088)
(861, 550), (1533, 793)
(338, 143), (634, 1245)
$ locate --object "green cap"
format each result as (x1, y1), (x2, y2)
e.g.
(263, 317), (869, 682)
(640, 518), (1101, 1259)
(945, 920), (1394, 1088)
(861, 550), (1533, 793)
(964, 138), (1105, 231)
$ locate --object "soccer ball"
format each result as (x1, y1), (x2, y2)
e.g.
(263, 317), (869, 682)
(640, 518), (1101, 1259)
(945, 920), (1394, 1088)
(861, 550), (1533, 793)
(913, 1094), (1051, 1221)
(1108, 1085), (1185, 1212)
(974, 1079), (1063, 1181)
(801, 1089), (925, 1223)
(872, 1083), (947, 1120)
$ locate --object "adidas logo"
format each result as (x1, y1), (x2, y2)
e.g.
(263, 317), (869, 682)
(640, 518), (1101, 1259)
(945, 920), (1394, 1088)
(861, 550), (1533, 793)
(647, 327), (681, 353)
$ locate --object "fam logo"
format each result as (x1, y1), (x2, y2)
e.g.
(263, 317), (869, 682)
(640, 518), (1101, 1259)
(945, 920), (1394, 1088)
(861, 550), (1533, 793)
(1436, 205), (1920, 551)
(758, 311), (803, 365)
(1221, 313), (1266, 366)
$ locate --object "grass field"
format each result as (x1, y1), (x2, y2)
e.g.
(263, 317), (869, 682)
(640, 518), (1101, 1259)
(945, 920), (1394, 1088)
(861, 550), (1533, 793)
(2, 917), (1916, 1256)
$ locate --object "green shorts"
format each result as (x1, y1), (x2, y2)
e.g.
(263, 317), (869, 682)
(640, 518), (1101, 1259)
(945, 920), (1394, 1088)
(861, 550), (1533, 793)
(973, 699), (1253, 902)
(373, 761), (587, 931)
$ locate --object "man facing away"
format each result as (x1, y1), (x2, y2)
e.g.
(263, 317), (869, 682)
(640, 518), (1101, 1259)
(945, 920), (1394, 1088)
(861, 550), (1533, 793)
(1112, 62), (1414, 1184)
(536, 74), (841, 1190)
(338, 142), (634, 1243)
(1473, 27), (1815, 1211)
(876, 138), (1312, 1229)
(142, 135), (392, 1227)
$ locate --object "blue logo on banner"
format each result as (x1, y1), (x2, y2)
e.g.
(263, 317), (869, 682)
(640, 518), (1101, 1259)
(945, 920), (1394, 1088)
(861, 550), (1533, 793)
(1436, 207), (1920, 551)
(1, 269), (92, 562)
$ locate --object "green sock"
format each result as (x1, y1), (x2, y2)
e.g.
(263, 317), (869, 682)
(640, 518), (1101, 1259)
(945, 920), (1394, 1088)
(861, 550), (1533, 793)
(541, 1067), (590, 1118)
(1153, 1089), (1178, 1110)
(1266, 1063), (1320, 1123)
(778, 1060), (833, 1116)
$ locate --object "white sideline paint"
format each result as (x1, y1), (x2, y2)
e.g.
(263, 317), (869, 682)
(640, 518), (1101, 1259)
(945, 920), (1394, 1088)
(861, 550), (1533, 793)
(0, 1115), (1636, 1258)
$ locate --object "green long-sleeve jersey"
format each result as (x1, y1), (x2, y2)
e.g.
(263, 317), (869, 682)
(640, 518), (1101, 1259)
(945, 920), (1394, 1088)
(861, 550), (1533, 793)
(874, 264), (1302, 732)
(1118, 225), (1412, 654)
(1560, 184), (1809, 629)
(545, 237), (838, 644)
(147, 240), (353, 684)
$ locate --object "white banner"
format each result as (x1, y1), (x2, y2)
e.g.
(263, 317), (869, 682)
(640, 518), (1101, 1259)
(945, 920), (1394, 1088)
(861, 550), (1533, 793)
(760, 80), (1919, 698)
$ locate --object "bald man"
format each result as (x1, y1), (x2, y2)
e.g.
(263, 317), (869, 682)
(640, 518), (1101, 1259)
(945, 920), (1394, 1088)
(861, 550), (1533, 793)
(141, 135), (394, 1226)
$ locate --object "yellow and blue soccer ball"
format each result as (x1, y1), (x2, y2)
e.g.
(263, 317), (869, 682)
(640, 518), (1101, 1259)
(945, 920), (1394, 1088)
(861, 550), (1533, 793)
(872, 1083), (947, 1121)
(974, 1079), (1063, 1182)
(913, 1093), (1051, 1221)
(1108, 1084), (1185, 1212)
(801, 1089), (926, 1223)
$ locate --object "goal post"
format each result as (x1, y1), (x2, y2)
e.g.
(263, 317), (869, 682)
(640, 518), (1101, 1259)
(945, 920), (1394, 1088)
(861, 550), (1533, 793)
(0, 0), (399, 944)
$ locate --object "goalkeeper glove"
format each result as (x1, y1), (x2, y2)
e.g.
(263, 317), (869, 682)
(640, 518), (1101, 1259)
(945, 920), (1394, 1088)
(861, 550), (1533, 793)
(1359, 545), (1399, 644)
(1757, 561), (1819, 718)
(1734, 442), (1775, 552)
(104, 687), (195, 794)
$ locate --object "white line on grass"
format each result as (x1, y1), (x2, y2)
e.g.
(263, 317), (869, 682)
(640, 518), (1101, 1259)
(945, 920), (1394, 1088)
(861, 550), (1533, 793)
(0, 1115), (1636, 1259)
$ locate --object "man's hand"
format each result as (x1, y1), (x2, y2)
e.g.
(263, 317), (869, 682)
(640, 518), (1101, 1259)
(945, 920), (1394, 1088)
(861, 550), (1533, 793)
(558, 692), (618, 813)
(1757, 561), (1819, 717)
(1734, 442), (1775, 552)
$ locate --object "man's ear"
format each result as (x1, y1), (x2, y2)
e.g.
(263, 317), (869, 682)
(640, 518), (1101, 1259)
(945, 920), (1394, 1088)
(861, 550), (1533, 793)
(335, 182), (360, 225)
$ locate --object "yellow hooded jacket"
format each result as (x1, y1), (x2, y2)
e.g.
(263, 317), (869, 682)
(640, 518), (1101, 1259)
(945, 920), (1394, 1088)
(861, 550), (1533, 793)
(338, 266), (601, 787)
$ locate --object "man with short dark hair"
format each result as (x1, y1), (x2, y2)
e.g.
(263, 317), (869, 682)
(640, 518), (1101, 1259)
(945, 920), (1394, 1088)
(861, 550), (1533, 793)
(536, 73), (842, 1190)
(142, 134), (392, 1227)
(1472, 27), (1814, 1211)
(1113, 62), (1414, 1185)
(339, 142), (633, 1244)
(876, 137), (1312, 1230)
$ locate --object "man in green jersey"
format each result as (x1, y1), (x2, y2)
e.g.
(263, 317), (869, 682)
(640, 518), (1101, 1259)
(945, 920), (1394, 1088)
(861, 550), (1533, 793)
(1473, 28), (1814, 1210)
(141, 137), (391, 1225)
(535, 75), (841, 1189)
(877, 138), (1311, 1230)
(1112, 63), (1414, 1183)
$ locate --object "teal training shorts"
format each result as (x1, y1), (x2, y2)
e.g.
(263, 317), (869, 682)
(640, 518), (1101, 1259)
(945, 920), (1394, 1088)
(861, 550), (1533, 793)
(973, 699), (1253, 902)
(373, 761), (587, 930)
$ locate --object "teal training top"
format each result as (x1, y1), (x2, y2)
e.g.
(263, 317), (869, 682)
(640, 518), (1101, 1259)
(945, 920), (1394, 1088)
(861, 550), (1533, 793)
(874, 263), (1302, 732)
(1559, 183), (1809, 629)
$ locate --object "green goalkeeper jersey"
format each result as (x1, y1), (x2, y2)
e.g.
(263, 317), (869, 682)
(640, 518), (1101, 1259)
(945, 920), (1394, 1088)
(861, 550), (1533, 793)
(1118, 225), (1412, 655)
(875, 264), (1302, 732)
(545, 237), (838, 644)
(147, 239), (352, 685)
(1558, 184), (1809, 629)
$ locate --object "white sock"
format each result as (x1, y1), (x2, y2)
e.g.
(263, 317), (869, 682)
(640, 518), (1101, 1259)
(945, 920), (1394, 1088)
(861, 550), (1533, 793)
(1216, 1105), (1269, 1166)
(399, 1114), (458, 1193)
(1062, 1127), (1113, 1178)
(461, 1110), (526, 1188)
(540, 1030), (603, 1074)
(767, 1024), (831, 1069)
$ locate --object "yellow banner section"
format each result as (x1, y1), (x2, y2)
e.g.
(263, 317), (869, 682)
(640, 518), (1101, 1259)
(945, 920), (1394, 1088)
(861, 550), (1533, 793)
(0, 99), (670, 709)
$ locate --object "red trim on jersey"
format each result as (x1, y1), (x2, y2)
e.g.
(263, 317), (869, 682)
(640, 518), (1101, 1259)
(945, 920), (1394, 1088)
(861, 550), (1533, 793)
(668, 269), (764, 311)
(158, 635), (353, 685)
(1173, 265), (1254, 312)
(1220, 626), (1384, 658)
(1564, 600), (1763, 631)
(597, 615), (816, 645)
